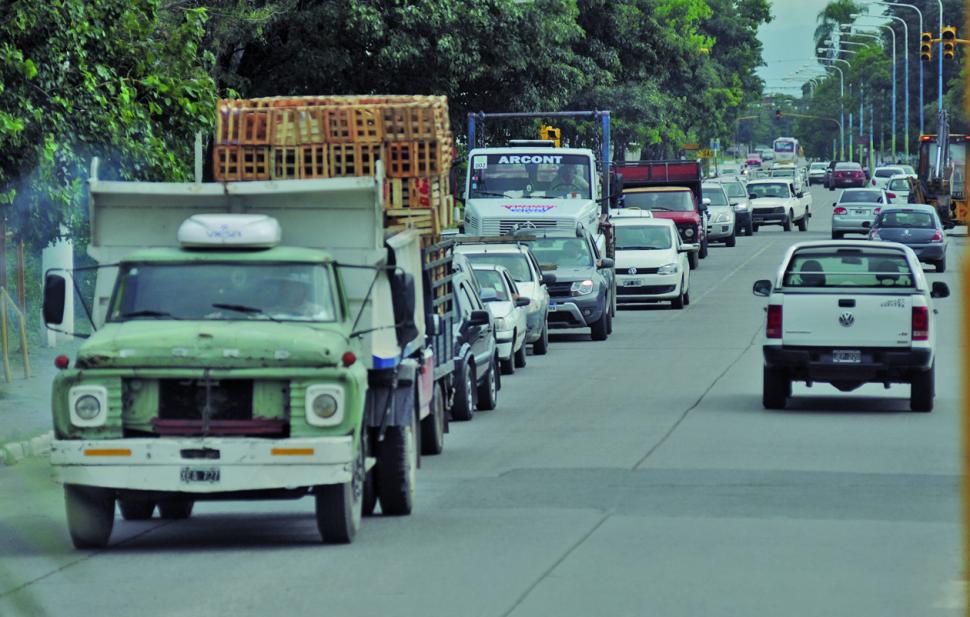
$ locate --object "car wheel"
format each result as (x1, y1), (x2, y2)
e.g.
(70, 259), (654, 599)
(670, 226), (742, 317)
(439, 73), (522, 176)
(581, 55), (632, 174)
(590, 310), (608, 341)
(533, 322), (549, 355)
(671, 284), (685, 310)
(476, 357), (498, 410)
(513, 338), (527, 368)
(910, 364), (934, 412)
(605, 305), (613, 335)
(451, 359), (474, 421)
(745, 224), (753, 237)
(500, 352), (515, 375)
(420, 381), (445, 456)
(752, 223), (759, 233)
(762, 365), (789, 410)
(783, 212), (792, 231)
(65, 485), (115, 549)
(935, 255), (947, 273)
(687, 251), (699, 270)
(725, 230), (737, 247)
(797, 213), (808, 231)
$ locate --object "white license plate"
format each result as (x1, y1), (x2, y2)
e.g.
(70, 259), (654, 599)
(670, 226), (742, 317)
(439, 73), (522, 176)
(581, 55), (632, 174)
(548, 303), (557, 312)
(832, 350), (861, 364)
(853, 209), (869, 215)
(624, 278), (646, 287)
(180, 466), (220, 483)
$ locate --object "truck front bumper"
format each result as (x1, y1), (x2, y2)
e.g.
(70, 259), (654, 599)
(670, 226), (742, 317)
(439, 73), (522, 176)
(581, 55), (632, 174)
(763, 346), (932, 382)
(51, 436), (355, 493)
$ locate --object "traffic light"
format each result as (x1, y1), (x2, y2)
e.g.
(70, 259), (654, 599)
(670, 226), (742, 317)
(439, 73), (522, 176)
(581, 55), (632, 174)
(921, 32), (933, 61)
(539, 124), (561, 147)
(775, 110), (781, 121)
(942, 26), (957, 59)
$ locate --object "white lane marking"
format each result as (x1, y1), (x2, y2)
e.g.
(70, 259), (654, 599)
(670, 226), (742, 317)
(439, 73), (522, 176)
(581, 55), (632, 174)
(690, 239), (776, 305)
(932, 579), (966, 610)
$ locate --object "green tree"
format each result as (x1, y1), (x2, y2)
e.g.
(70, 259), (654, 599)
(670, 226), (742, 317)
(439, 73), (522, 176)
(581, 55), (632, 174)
(814, 0), (862, 53)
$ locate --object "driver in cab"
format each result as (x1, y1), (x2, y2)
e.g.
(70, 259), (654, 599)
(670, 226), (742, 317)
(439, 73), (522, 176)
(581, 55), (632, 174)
(548, 164), (589, 198)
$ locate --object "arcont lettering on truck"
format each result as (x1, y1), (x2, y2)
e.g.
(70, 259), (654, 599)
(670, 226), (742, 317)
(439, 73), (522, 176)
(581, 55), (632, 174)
(497, 155), (563, 165)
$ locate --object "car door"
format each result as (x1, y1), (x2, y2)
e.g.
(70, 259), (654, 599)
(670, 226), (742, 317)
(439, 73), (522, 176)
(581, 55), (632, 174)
(459, 280), (493, 370)
(590, 233), (614, 296)
(503, 271), (527, 346)
(526, 249), (550, 311)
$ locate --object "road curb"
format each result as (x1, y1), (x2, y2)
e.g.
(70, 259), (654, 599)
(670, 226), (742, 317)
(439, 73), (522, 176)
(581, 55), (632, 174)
(1, 431), (53, 466)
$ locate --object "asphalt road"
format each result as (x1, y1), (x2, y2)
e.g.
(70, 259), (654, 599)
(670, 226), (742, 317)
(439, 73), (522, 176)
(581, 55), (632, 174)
(0, 183), (964, 616)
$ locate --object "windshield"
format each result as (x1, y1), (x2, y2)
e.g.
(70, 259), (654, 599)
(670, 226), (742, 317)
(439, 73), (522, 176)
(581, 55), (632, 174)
(840, 190), (884, 204)
(810, 163), (827, 170)
(748, 183), (790, 199)
(783, 250), (914, 288)
(525, 237), (594, 268)
(468, 153), (592, 199)
(623, 190), (695, 212)
(702, 188), (729, 206)
(899, 165), (916, 175)
(465, 252), (533, 282)
(888, 178), (910, 191)
(774, 141), (795, 152)
(876, 210), (936, 229)
(109, 262), (338, 322)
(771, 169), (795, 178)
(472, 269), (512, 301)
(875, 168), (903, 178)
(615, 225), (673, 250)
(721, 182), (747, 198)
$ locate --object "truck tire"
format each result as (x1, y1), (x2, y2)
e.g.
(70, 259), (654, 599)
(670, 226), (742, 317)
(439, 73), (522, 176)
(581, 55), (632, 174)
(783, 213), (792, 232)
(376, 405), (418, 516)
(315, 431), (364, 543)
(118, 498), (155, 521)
(420, 381), (446, 455)
(725, 230), (737, 247)
(158, 499), (194, 520)
(797, 213), (808, 231)
(451, 359), (474, 421)
(65, 484), (115, 549)
(762, 366), (789, 410)
(514, 339), (527, 368)
(363, 435), (378, 517)
(935, 255), (947, 273)
(533, 323), (549, 355)
(831, 231), (843, 240)
(476, 357), (498, 410)
(688, 251), (699, 270)
(910, 365), (934, 412)
(699, 238), (709, 259)
(590, 310), (609, 341)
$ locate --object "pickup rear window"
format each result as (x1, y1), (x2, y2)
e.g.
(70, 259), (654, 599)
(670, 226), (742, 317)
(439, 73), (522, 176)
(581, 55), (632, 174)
(783, 250), (914, 289)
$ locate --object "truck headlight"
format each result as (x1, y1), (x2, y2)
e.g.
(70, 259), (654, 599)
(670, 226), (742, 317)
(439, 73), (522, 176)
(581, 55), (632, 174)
(570, 279), (594, 296)
(69, 385), (108, 427)
(657, 263), (679, 275)
(683, 227), (695, 238)
(305, 385), (345, 427)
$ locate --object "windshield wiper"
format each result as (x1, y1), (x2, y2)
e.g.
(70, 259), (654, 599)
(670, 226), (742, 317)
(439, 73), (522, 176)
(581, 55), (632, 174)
(621, 246), (661, 250)
(211, 303), (281, 323)
(648, 207), (671, 211)
(121, 310), (180, 320)
(472, 191), (512, 198)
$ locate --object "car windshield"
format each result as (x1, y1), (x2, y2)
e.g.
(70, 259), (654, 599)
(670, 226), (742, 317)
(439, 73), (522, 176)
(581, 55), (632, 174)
(623, 190), (694, 211)
(810, 163), (827, 170)
(876, 210), (936, 229)
(702, 188), (729, 206)
(875, 168), (903, 178)
(899, 165), (916, 175)
(783, 250), (914, 288)
(109, 262), (338, 322)
(748, 183), (790, 199)
(840, 190), (884, 204)
(472, 269), (511, 301)
(721, 182), (747, 198)
(888, 178), (910, 191)
(464, 252), (534, 282)
(771, 169), (795, 178)
(468, 153), (592, 199)
(615, 225), (673, 250)
(526, 237), (594, 268)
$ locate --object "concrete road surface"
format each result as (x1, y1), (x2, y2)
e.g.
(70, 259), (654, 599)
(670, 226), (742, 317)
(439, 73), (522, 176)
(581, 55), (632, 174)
(0, 184), (963, 616)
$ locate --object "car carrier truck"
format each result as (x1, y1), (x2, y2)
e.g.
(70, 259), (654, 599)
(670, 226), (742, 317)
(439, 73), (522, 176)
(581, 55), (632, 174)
(43, 160), (453, 547)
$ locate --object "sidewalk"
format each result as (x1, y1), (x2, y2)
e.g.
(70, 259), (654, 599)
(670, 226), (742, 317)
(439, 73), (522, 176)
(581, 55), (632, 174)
(0, 341), (79, 444)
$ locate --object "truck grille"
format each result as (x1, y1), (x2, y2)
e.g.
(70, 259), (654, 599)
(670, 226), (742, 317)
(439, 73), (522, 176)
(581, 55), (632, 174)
(149, 379), (286, 437)
(755, 206), (785, 214)
(481, 218), (573, 236)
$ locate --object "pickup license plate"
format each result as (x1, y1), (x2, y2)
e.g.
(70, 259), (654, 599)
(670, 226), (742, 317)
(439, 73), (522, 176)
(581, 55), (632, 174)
(548, 303), (557, 312)
(180, 466), (220, 483)
(832, 350), (861, 364)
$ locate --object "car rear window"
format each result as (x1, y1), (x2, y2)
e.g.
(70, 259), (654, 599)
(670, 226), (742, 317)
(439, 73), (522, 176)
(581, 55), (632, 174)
(783, 249), (914, 289)
(840, 190), (884, 203)
(876, 210), (936, 229)
(874, 168), (903, 177)
(835, 163), (862, 170)
(887, 178), (910, 191)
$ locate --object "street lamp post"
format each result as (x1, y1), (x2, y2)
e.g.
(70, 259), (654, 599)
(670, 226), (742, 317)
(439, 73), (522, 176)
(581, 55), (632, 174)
(866, 1), (925, 135)
(850, 18), (898, 160)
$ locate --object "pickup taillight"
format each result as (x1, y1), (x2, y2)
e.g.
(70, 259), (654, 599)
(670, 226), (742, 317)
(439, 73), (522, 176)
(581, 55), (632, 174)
(912, 306), (929, 341)
(766, 305), (783, 339)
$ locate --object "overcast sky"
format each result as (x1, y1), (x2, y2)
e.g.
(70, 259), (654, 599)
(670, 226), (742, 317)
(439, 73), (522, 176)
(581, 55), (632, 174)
(757, 0), (835, 96)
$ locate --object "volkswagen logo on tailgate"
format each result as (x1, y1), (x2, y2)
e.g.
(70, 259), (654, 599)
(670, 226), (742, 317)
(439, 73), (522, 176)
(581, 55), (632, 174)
(628, 267), (638, 275)
(838, 312), (855, 327)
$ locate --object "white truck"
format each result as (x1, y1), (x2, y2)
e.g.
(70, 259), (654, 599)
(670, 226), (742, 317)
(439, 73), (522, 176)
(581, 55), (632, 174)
(42, 160), (452, 547)
(753, 241), (950, 412)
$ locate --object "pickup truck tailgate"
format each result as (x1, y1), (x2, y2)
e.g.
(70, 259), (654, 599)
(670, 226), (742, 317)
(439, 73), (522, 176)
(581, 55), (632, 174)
(781, 293), (912, 347)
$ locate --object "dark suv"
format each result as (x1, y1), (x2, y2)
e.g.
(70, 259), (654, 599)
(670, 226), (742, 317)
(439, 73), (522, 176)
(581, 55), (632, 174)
(522, 229), (616, 341)
(450, 253), (499, 421)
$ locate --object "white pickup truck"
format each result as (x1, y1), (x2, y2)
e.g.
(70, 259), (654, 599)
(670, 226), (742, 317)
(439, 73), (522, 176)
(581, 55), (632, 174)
(753, 241), (950, 412)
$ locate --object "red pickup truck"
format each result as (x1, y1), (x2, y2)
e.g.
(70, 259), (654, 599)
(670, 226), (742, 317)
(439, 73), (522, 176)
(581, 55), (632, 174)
(613, 160), (709, 269)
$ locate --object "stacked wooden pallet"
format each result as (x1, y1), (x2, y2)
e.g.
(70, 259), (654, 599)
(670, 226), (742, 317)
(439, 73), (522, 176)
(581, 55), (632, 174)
(213, 95), (455, 241)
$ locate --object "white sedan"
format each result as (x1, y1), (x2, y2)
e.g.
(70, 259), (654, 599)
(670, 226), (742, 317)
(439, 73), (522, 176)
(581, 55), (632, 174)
(472, 264), (529, 375)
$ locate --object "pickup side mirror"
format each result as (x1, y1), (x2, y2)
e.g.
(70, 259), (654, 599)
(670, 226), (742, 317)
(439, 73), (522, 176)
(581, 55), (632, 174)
(515, 296), (531, 308)
(930, 281), (950, 299)
(598, 257), (615, 269)
(43, 273), (67, 326)
(748, 193), (758, 200)
(468, 309), (490, 327)
(752, 279), (773, 297)
(796, 191), (805, 198)
(541, 272), (556, 285)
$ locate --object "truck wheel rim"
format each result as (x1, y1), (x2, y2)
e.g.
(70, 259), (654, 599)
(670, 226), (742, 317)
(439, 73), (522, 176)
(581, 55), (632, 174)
(466, 370), (474, 410)
(351, 436), (364, 523)
(405, 423), (416, 496)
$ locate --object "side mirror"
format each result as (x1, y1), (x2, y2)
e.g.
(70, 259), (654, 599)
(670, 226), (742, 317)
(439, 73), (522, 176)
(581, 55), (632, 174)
(43, 273), (67, 326)
(796, 192), (804, 198)
(748, 193), (758, 200)
(678, 245), (691, 253)
(930, 281), (950, 299)
(599, 257), (615, 269)
(468, 309), (490, 327)
(752, 279), (773, 297)
(515, 296), (531, 308)
(541, 272), (557, 285)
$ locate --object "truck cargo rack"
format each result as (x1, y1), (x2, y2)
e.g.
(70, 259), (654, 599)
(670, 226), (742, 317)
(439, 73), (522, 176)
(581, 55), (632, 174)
(422, 240), (457, 381)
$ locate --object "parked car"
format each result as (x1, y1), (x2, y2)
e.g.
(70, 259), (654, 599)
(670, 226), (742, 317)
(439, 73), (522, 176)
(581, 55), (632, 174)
(472, 264), (529, 375)
(455, 241), (552, 355)
(830, 188), (889, 239)
(747, 179), (809, 232)
(521, 228), (615, 341)
(450, 255), (499, 421)
(612, 213), (691, 308)
(808, 162), (828, 185)
(701, 183), (737, 247)
(753, 241), (950, 412)
(716, 176), (752, 236)
(868, 204), (948, 272)
(828, 161), (866, 190)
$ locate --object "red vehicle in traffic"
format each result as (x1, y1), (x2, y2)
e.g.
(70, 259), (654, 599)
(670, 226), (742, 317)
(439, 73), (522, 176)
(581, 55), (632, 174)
(827, 161), (867, 190)
(613, 160), (709, 269)
(745, 153), (763, 169)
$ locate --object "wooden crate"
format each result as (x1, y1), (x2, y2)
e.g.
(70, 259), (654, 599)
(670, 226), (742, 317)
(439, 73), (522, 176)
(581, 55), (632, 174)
(383, 174), (446, 209)
(241, 147), (271, 180)
(329, 143), (382, 177)
(240, 109), (271, 145)
(301, 145), (328, 178)
(271, 147), (300, 179)
(213, 146), (241, 181)
(270, 108), (301, 146)
(216, 105), (241, 145)
(386, 207), (440, 238)
(439, 194), (455, 229)
(298, 107), (328, 145)
(352, 107), (382, 142)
